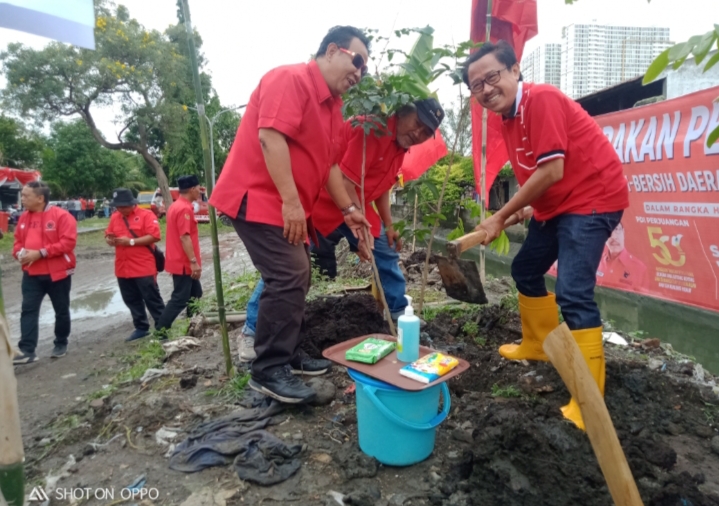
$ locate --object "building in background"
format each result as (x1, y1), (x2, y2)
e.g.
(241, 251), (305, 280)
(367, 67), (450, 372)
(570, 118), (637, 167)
(521, 43), (562, 88)
(561, 22), (672, 99)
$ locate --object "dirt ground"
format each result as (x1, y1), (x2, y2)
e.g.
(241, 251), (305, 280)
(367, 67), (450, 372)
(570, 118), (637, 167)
(6, 239), (719, 506)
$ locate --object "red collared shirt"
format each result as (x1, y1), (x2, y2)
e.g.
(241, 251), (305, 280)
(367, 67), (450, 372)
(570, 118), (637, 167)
(165, 198), (201, 275)
(313, 116), (406, 238)
(596, 246), (648, 290)
(502, 83), (629, 221)
(105, 207), (161, 278)
(210, 60), (344, 228)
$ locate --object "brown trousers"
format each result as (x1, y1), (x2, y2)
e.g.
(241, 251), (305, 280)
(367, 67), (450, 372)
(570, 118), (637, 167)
(230, 198), (310, 376)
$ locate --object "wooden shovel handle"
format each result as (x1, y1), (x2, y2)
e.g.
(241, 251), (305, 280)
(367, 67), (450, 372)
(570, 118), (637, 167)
(543, 324), (644, 506)
(446, 206), (532, 258)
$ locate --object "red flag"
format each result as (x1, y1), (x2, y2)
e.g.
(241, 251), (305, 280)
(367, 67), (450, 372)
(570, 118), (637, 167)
(400, 130), (448, 182)
(470, 0), (538, 201)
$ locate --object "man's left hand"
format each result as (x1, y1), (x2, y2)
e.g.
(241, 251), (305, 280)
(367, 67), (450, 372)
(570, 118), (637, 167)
(386, 227), (402, 251)
(20, 249), (42, 265)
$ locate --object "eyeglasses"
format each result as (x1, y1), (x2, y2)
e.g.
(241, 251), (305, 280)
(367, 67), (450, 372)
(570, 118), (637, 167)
(469, 68), (509, 94)
(338, 47), (368, 77)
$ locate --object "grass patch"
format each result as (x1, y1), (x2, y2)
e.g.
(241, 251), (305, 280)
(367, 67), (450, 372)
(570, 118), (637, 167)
(491, 383), (522, 399)
(117, 339), (166, 383)
(474, 336), (487, 346)
(421, 304), (473, 322)
(307, 266), (373, 301)
(499, 285), (519, 313)
(205, 373), (251, 403)
(192, 270), (262, 313)
(407, 287), (445, 304)
(462, 321), (479, 336)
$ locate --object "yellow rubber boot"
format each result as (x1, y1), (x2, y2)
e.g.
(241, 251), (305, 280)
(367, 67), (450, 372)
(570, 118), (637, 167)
(499, 292), (559, 362)
(560, 326), (605, 431)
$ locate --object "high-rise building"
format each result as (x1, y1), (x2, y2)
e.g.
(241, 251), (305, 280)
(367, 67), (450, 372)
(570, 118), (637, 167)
(521, 44), (562, 88)
(561, 23), (672, 99)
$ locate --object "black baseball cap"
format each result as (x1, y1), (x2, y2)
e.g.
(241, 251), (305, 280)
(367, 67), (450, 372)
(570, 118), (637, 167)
(415, 98), (445, 134)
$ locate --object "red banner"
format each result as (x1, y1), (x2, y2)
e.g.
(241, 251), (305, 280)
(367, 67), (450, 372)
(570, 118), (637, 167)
(551, 87), (719, 313)
(0, 167), (41, 185)
(400, 130), (448, 182)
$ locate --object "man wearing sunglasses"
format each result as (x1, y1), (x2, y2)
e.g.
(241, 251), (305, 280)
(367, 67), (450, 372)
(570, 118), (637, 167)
(210, 26), (371, 404)
(462, 41), (629, 431)
(237, 99), (445, 363)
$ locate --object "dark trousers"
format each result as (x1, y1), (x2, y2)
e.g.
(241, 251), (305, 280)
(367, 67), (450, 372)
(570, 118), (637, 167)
(117, 276), (165, 331)
(231, 198), (310, 377)
(157, 274), (203, 331)
(511, 211), (623, 330)
(310, 229), (345, 278)
(19, 273), (72, 354)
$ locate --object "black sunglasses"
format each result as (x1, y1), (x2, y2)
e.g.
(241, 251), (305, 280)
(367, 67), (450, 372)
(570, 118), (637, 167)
(339, 47), (368, 77)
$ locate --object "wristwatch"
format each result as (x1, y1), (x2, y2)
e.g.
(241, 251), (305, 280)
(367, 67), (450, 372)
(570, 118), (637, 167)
(190, 258), (198, 264)
(341, 204), (358, 216)
(130, 239), (135, 246)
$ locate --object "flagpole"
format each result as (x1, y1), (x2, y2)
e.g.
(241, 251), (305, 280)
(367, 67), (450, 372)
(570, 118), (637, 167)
(480, 0), (493, 285)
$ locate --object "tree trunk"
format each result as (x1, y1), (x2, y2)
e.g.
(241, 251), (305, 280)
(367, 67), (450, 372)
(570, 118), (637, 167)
(142, 151), (173, 209)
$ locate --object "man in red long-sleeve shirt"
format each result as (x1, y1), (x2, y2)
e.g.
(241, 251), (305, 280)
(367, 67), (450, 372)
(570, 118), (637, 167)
(13, 182), (77, 364)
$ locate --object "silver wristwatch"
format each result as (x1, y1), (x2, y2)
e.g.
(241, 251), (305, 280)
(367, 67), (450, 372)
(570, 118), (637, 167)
(130, 239), (135, 246)
(341, 204), (358, 216)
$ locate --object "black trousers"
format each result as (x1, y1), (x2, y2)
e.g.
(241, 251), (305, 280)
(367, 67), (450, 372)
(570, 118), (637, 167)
(309, 229), (345, 279)
(19, 273), (72, 354)
(230, 197), (310, 376)
(117, 276), (165, 331)
(157, 274), (202, 331)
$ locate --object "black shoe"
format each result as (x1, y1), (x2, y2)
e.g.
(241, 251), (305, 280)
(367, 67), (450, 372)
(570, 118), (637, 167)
(126, 329), (150, 342)
(249, 365), (317, 404)
(13, 351), (37, 365)
(289, 351), (332, 376)
(51, 344), (67, 358)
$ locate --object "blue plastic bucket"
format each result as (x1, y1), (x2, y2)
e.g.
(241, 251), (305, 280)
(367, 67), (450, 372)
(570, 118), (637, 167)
(348, 368), (451, 466)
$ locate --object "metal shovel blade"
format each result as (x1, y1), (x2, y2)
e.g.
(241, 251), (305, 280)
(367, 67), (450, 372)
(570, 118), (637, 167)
(436, 256), (488, 304)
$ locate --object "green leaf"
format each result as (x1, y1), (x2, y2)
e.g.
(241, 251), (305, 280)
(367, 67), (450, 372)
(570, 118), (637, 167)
(707, 125), (719, 148)
(668, 42), (691, 62)
(423, 180), (440, 200)
(672, 55), (688, 70)
(643, 48), (670, 84)
(704, 51), (719, 72)
(692, 31), (716, 64)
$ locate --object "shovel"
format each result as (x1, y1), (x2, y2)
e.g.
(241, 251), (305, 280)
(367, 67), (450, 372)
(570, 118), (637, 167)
(437, 207), (532, 304)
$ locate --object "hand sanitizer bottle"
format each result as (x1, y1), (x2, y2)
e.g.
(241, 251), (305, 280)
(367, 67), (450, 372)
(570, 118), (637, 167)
(397, 295), (420, 363)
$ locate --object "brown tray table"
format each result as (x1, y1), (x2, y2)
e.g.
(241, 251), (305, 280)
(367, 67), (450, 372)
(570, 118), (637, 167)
(322, 334), (470, 391)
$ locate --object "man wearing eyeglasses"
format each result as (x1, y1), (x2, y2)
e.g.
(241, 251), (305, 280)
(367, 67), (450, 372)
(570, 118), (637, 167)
(462, 41), (629, 431)
(210, 26), (371, 404)
(237, 99), (446, 363)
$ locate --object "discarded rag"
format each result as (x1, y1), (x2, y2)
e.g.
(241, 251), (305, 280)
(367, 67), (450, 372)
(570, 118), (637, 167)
(169, 397), (290, 478)
(232, 430), (303, 485)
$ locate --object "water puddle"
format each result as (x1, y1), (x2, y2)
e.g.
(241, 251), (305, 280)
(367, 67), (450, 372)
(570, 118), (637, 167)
(38, 287), (127, 326)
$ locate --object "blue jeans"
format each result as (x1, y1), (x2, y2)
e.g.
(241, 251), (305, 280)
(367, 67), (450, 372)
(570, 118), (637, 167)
(511, 211), (623, 330)
(243, 224), (407, 335)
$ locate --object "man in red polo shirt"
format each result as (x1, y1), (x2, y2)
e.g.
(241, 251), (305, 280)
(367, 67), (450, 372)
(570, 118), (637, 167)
(157, 175), (202, 333)
(211, 26), (371, 404)
(237, 99), (446, 363)
(12, 181), (77, 364)
(105, 188), (165, 342)
(463, 41), (629, 430)
(596, 222), (648, 292)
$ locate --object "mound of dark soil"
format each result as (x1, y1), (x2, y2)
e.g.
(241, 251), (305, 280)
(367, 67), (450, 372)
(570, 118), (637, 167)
(302, 293), (389, 358)
(404, 249), (437, 267)
(423, 304), (719, 506)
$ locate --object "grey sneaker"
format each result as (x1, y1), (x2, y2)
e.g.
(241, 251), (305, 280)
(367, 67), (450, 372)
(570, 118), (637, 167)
(51, 344), (67, 358)
(13, 351), (37, 365)
(238, 333), (256, 362)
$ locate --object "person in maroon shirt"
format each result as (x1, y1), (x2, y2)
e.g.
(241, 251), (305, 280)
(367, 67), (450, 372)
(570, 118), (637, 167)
(157, 176), (203, 334)
(105, 188), (165, 342)
(211, 26), (371, 404)
(12, 182), (77, 364)
(463, 41), (629, 430)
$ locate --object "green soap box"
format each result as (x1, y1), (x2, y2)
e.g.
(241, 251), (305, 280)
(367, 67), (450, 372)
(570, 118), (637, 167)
(345, 337), (396, 364)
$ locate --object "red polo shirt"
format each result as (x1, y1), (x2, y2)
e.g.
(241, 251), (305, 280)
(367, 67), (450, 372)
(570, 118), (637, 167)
(165, 198), (201, 276)
(105, 207), (161, 278)
(502, 83), (629, 221)
(210, 60), (344, 227)
(313, 116), (406, 238)
(596, 246), (648, 291)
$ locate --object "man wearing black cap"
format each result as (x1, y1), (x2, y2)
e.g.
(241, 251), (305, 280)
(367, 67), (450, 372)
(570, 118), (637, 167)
(105, 188), (165, 342)
(157, 176), (203, 332)
(238, 98), (446, 362)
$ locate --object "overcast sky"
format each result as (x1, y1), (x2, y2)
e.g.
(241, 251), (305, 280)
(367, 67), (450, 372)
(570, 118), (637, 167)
(0, 0), (715, 138)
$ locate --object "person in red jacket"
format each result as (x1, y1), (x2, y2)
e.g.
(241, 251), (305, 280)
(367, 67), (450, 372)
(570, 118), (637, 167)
(464, 41), (629, 430)
(105, 188), (165, 342)
(156, 175), (203, 333)
(12, 181), (77, 364)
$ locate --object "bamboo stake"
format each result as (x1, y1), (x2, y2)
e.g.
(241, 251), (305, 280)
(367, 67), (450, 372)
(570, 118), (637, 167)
(411, 193), (419, 253)
(179, 0), (233, 377)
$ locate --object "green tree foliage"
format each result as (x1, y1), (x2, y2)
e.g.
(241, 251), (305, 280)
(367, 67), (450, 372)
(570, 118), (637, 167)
(439, 96), (472, 156)
(0, 115), (44, 168)
(41, 120), (139, 199)
(0, 2), (201, 206)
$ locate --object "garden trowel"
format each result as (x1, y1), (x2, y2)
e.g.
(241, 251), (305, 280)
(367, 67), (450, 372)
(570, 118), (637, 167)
(437, 207), (532, 304)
